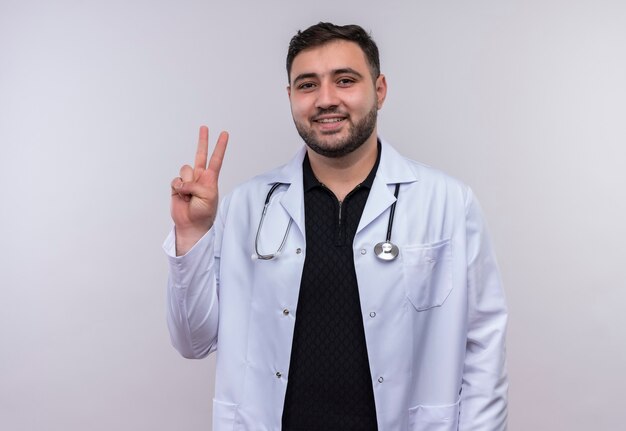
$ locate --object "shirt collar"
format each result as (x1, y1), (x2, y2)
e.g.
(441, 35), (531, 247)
(303, 140), (382, 193)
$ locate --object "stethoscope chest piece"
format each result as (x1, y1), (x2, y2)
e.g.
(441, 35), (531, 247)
(374, 241), (399, 261)
(374, 183), (401, 262)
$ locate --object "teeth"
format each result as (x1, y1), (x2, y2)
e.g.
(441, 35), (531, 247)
(317, 118), (344, 123)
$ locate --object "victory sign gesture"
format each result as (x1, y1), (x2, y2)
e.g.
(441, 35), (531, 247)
(171, 126), (228, 255)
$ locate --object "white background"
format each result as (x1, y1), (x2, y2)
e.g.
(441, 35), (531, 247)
(1, 0), (625, 430)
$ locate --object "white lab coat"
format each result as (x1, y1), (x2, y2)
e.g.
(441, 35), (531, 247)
(164, 139), (508, 431)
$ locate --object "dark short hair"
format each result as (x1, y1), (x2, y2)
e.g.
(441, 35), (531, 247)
(286, 22), (380, 83)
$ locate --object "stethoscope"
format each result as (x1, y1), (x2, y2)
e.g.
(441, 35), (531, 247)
(254, 182), (401, 261)
(374, 183), (400, 261)
(254, 183), (293, 260)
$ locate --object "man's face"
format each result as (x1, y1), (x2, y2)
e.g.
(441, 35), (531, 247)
(287, 40), (387, 158)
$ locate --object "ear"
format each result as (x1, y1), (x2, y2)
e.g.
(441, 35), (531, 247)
(286, 85), (291, 98)
(375, 74), (387, 109)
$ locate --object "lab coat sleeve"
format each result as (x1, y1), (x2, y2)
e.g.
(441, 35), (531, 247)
(459, 188), (508, 430)
(163, 202), (226, 359)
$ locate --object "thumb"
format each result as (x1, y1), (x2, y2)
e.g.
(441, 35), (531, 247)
(177, 181), (212, 200)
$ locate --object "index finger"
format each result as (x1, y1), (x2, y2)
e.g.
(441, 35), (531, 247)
(194, 125), (209, 172)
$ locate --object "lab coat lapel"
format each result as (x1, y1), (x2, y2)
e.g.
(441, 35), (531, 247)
(274, 147), (306, 239)
(357, 139), (419, 234)
(270, 140), (418, 238)
(357, 178), (397, 234)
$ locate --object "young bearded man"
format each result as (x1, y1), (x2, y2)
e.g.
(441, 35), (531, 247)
(166, 22), (508, 431)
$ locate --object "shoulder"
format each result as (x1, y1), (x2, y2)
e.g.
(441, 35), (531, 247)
(220, 146), (306, 208)
(380, 139), (471, 205)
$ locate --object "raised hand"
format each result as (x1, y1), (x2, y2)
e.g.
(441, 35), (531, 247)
(170, 126), (228, 255)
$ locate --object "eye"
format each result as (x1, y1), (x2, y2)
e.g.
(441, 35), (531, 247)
(337, 77), (356, 87)
(297, 82), (316, 91)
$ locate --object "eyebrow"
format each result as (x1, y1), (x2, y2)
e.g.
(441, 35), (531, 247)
(292, 67), (364, 85)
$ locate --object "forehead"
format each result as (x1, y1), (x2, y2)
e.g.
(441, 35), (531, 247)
(289, 40), (370, 82)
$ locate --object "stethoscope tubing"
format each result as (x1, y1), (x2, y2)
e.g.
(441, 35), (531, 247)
(254, 183), (292, 260)
(254, 182), (401, 261)
(385, 183), (401, 243)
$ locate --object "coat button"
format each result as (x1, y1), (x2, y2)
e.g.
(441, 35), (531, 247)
(276, 372), (282, 378)
(378, 377), (384, 383)
(296, 248), (302, 254)
(369, 312), (376, 318)
(360, 249), (367, 255)
(283, 309), (290, 316)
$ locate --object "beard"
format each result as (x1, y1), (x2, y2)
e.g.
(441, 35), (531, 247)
(294, 103), (378, 158)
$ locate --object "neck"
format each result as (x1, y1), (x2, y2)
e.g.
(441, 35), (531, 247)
(306, 133), (378, 201)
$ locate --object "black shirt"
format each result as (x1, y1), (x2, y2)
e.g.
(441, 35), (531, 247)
(281, 147), (381, 431)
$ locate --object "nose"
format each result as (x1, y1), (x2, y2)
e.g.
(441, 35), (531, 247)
(315, 81), (339, 109)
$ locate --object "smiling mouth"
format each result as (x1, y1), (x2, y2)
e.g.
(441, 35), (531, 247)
(316, 118), (344, 123)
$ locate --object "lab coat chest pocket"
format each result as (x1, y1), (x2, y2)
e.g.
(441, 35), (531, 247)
(402, 239), (452, 311)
